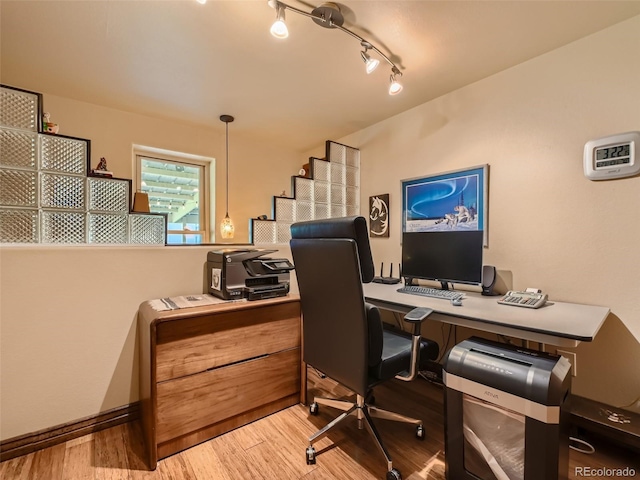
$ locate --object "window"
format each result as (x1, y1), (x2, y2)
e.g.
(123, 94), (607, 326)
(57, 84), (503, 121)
(134, 147), (212, 244)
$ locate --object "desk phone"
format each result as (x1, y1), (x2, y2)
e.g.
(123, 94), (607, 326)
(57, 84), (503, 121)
(498, 290), (548, 309)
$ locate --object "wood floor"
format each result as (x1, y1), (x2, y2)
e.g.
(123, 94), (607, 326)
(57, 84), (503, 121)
(2, 370), (638, 479)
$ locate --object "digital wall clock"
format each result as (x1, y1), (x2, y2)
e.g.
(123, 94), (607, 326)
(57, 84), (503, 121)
(584, 131), (640, 180)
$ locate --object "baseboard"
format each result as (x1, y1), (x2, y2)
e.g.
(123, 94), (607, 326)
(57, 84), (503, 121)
(0, 402), (140, 462)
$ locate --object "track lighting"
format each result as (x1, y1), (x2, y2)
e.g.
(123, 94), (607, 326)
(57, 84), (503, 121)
(266, 0), (403, 95)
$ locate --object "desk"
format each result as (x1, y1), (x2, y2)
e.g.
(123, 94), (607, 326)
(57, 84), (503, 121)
(364, 283), (610, 348)
(138, 295), (302, 469)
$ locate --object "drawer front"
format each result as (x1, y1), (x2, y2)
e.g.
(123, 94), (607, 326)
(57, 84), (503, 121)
(156, 347), (300, 444)
(156, 301), (300, 381)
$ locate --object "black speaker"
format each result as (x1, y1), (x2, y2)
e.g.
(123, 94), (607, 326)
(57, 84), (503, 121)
(481, 265), (498, 296)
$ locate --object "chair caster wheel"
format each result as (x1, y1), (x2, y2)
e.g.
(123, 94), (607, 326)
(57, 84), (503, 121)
(386, 467), (402, 480)
(416, 424), (425, 440)
(305, 446), (316, 465)
(309, 402), (319, 415)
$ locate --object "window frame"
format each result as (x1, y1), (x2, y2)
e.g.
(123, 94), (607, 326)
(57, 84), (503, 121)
(133, 145), (214, 244)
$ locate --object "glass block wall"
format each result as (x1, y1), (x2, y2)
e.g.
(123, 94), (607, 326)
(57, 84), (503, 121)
(250, 141), (360, 245)
(0, 85), (165, 245)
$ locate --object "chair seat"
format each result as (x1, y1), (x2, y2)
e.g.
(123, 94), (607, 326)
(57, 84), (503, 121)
(370, 329), (439, 382)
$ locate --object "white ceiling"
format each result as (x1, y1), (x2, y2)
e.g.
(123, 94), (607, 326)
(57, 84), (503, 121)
(2, 1), (640, 151)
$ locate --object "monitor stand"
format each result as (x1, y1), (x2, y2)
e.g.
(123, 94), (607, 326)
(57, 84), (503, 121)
(439, 281), (450, 291)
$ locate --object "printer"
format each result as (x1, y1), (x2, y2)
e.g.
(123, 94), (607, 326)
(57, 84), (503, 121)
(207, 248), (294, 301)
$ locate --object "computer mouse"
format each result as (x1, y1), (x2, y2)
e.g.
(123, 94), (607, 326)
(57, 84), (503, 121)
(451, 298), (463, 306)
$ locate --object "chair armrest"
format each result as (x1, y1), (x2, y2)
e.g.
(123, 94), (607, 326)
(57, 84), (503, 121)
(404, 307), (433, 322)
(396, 307), (433, 382)
(403, 307), (433, 336)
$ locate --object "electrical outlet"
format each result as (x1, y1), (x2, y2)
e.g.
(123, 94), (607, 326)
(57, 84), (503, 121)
(556, 349), (577, 376)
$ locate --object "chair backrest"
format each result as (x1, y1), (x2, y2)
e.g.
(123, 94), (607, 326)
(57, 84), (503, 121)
(290, 216), (376, 396)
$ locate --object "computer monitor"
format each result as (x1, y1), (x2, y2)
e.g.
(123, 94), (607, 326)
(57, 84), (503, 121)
(401, 230), (483, 289)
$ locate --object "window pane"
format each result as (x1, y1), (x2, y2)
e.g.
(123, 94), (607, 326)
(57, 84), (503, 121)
(140, 157), (203, 244)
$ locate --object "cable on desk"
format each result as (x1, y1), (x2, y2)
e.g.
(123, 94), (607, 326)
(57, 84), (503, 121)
(436, 323), (455, 364)
(569, 436), (595, 454)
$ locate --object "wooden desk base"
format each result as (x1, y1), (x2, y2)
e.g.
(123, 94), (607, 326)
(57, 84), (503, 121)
(138, 295), (302, 469)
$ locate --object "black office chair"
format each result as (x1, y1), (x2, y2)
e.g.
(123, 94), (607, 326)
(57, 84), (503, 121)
(290, 216), (439, 480)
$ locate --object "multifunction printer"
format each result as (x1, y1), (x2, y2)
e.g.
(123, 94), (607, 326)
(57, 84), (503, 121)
(207, 249), (294, 301)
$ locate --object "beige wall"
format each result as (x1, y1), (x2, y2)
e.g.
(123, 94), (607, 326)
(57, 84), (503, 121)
(40, 93), (303, 243)
(0, 94), (303, 440)
(0, 245), (295, 440)
(2, 15), (639, 442)
(325, 15), (639, 408)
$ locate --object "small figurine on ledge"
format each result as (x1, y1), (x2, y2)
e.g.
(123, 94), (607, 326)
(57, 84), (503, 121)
(90, 157), (113, 177)
(42, 112), (59, 134)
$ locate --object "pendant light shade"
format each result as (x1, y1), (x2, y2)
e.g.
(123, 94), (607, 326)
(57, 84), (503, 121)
(220, 114), (235, 239)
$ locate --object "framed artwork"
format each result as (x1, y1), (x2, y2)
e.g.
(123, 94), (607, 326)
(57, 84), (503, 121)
(402, 165), (488, 245)
(369, 193), (390, 237)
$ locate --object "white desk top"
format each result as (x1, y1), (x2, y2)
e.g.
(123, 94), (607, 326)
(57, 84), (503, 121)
(363, 283), (610, 348)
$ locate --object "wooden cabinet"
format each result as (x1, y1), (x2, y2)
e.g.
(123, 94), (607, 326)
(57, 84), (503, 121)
(138, 296), (302, 469)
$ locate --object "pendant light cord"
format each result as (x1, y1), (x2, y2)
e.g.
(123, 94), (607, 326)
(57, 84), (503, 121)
(225, 121), (229, 216)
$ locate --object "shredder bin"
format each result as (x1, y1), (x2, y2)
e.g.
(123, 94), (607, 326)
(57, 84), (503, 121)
(443, 337), (571, 480)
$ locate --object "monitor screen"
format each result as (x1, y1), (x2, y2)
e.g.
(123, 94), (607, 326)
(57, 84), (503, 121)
(401, 230), (483, 286)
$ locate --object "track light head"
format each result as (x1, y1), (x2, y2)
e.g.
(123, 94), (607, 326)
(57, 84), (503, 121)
(360, 42), (380, 74)
(389, 68), (403, 95)
(270, 3), (289, 39)
(361, 51), (380, 74)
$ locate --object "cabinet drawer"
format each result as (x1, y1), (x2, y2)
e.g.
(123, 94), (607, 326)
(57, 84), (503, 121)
(156, 302), (300, 381)
(156, 347), (300, 444)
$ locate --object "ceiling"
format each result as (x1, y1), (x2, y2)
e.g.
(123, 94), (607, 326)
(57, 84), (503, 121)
(2, 1), (640, 151)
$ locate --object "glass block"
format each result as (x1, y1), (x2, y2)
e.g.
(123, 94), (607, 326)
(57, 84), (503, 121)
(0, 169), (38, 207)
(41, 210), (86, 244)
(345, 146), (360, 168)
(40, 173), (85, 210)
(312, 159), (330, 182)
(331, 162), (345, 185)
(0, 128), (38, 169)
(88, 177), (129, 213)
(129, 214), (165, 244)
(275, 197), (295, 223)
(346, 186), (359, 207)
(346, 204), (360, 216)
(294, 177), (313, 201)
(315, 203), (330, 219)
(295, 201), (314, 222)
(331, 204), (345, 218)
(328, 142), (346, 164)
(331, 183), (345, 205)
(40, 135), (87, 175)
(251, 219), (276, 244)
(0, 87), (39, 131)
(345, 165), (359, 187)
(89, 213), (128, 244)
(313, 181), (329, 204)
(0, 208), (38, 243)
(276, 222), (292, 244)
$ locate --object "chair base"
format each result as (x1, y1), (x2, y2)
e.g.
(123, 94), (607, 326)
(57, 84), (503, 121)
(306, 394), (424, 476)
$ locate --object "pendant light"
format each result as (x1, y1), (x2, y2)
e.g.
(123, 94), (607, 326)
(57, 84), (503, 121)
(220, 114), (235, 239)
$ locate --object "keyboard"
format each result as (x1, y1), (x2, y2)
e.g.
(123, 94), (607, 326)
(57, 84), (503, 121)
(397, 285), (463, 301)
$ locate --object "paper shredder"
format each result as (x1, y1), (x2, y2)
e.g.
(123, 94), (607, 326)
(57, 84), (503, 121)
(443, 337), (571, 480)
